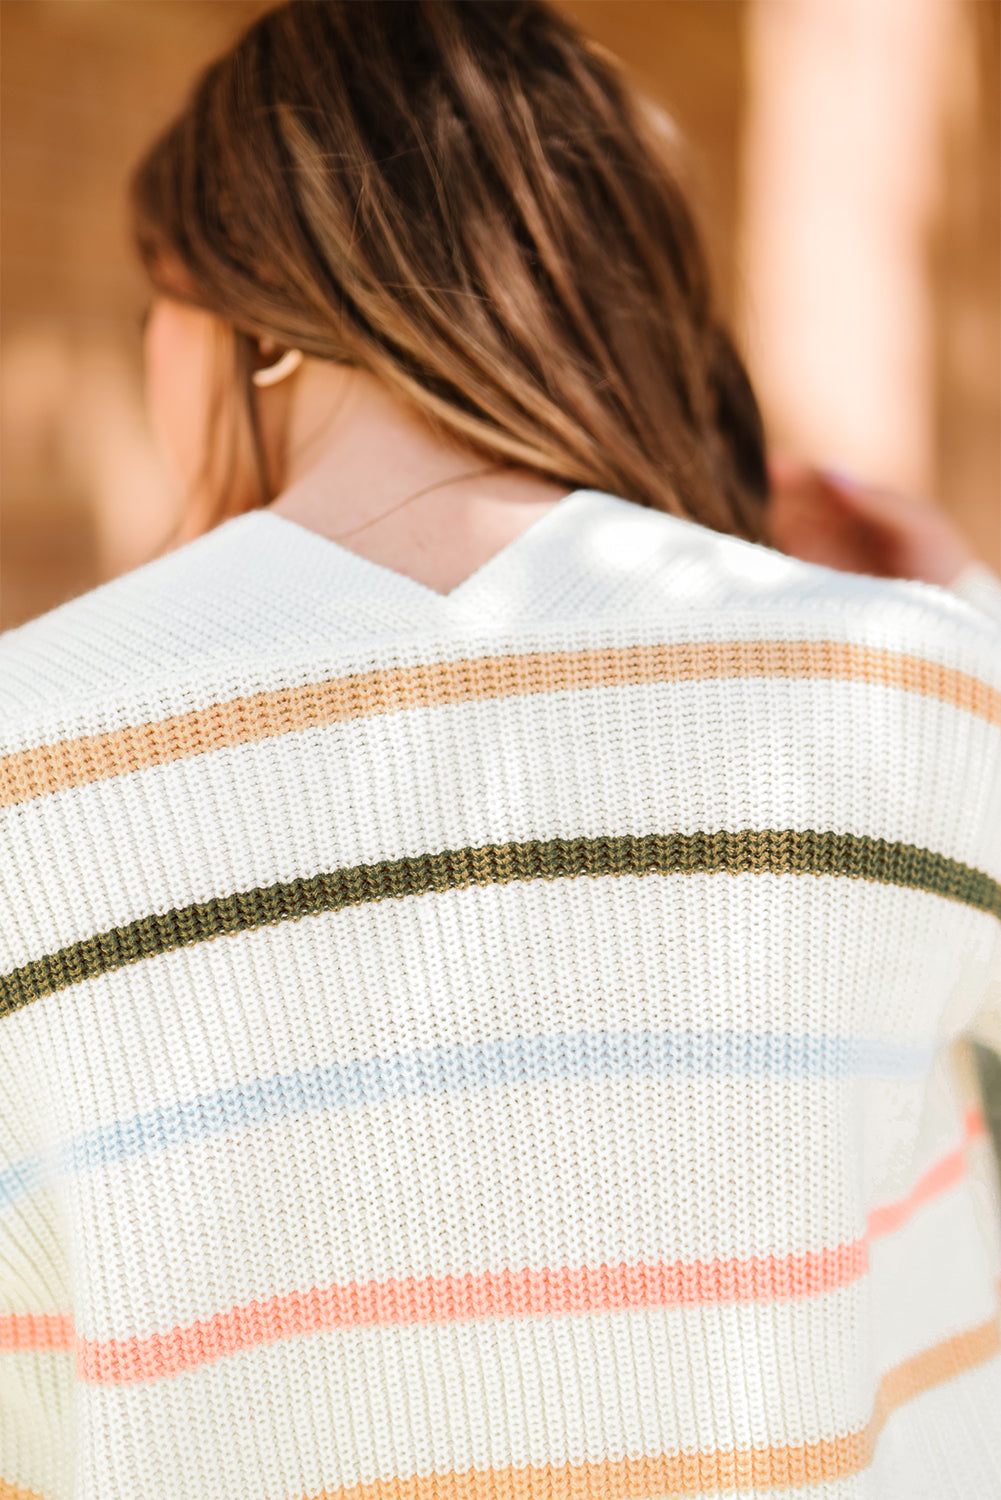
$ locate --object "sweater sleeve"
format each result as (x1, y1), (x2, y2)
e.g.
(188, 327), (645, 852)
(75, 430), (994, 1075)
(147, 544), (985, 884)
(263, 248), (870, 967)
(964, 592), (1001, 1054)
(971, 941), (1001, 1056)
(947, 561), (1001, 628)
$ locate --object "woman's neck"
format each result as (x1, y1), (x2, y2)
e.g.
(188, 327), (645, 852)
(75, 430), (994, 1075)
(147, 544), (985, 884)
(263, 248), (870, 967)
(267, 363), (570, 593)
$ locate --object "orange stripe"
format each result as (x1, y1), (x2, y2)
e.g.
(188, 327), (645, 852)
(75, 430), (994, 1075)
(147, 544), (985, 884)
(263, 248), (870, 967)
(871, 1316), (1000, 1427)
(1, 1324), (997, 1498)
(73, 1243), (868, 1384)
(298, 1319), (1001, 1498)
(3, 638), (998, 808)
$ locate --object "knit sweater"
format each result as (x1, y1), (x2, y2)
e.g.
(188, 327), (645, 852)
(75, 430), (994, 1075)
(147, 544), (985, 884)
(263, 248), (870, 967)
(1, 488), (1000, 1500)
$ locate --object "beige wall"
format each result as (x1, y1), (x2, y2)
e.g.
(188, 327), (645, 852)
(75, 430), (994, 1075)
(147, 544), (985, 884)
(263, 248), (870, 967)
(934, 1), (1001, 570)
(556, 0), (746, 315)
(1, 0), (998, 629)
(1, 0), (273, 627)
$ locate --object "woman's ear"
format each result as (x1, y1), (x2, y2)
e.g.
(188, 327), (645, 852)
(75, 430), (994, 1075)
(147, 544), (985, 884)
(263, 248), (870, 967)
(143, 297), (222, 493)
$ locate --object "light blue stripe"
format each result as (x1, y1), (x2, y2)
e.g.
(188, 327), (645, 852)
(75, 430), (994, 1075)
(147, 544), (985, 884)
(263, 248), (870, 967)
(0, 1156), (42, 1213)
(1, 1030), (931, 1211)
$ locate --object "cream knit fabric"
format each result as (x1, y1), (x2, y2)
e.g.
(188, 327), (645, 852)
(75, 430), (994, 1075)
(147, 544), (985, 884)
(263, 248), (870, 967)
(1, 488), (1000, 1500)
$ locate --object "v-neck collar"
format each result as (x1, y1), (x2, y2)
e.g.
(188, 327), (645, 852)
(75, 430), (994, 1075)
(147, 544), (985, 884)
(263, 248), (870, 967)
(229, 487), (619, 627)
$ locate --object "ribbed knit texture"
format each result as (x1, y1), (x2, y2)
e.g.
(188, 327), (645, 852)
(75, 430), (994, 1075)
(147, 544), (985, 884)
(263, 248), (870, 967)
(1, 489), (1000, 1500)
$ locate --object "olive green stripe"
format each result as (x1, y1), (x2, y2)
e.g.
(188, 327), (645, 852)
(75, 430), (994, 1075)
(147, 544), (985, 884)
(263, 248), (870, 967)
(3, 830), (998, 1018)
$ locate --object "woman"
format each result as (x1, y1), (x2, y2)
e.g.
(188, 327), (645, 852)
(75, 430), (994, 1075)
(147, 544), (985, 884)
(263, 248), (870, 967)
(1, 4), (999, 1496)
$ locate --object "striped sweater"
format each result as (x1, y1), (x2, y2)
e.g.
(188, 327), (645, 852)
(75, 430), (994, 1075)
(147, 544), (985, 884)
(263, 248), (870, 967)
(1, 487), (1000, 1500)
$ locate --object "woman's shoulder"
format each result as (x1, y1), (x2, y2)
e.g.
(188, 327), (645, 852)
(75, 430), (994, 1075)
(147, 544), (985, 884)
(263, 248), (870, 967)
(1, 491), (997, 747)
(0, 516), (259, 732)
(0, 510), (374, 739)
(580, 493), (1001, 665)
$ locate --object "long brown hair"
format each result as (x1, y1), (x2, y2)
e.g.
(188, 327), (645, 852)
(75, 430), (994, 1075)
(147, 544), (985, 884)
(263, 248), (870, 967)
(131, 0), (769, 542)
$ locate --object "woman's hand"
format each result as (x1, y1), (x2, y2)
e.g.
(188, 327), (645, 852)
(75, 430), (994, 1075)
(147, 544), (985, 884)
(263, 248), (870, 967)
(766, 459), (978, 586)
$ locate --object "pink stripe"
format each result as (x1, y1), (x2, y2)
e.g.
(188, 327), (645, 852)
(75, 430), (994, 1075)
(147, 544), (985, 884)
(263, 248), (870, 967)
(866, 1148), (966, 1239)
(8, 1111), (990, 1382)
(76, 1243), (868, 1384)
(0, 1311), (73, 1353)
(866, 1107), (986, 1241)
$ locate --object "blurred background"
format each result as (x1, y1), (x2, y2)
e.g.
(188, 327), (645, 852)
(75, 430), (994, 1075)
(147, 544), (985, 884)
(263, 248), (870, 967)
(1, 0), (1000, 1140)
(1, 0), (998, 627)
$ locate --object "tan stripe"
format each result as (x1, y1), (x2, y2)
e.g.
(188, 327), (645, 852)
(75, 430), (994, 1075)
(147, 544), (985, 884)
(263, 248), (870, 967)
(302, 1316), (1001, 1498)
(0, 1484), (52, 1500)
(3, 639), (998, 808)
(869, 1316), (1001, 1433)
